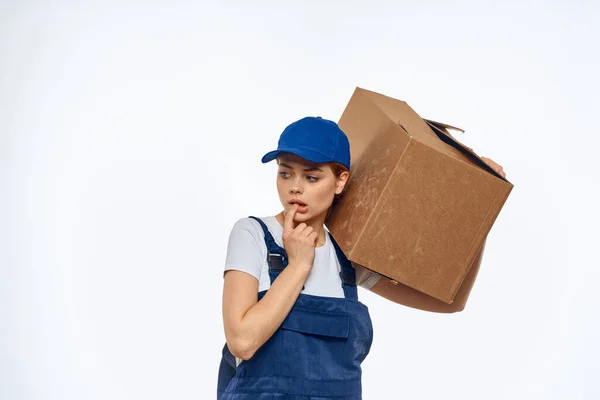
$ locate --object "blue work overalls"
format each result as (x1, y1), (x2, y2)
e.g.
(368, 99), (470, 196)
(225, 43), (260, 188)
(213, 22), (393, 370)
(217, 216), (374, 400)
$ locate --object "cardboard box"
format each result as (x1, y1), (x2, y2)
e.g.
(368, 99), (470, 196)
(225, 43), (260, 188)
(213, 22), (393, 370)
(326, 87), (513, 304)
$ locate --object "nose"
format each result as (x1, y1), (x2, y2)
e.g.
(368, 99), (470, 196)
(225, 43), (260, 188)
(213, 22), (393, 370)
(290, 177), (303, 194)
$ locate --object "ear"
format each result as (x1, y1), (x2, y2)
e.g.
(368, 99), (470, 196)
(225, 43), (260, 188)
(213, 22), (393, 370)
(335, 171), (349, 195)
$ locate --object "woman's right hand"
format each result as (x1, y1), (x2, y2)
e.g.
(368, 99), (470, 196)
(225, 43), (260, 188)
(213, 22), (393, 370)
(282, 204), (318, 271)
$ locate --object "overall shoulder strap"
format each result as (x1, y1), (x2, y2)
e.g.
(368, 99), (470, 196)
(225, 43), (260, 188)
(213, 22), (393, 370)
(218, 216), (284, 383)
(218, 216), (292, 389)
(248, 216), (292, 286)
(327, 231), (359, 301)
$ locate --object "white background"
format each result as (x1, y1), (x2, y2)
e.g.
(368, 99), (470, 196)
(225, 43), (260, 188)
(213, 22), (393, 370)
(1, 1), (599, 399)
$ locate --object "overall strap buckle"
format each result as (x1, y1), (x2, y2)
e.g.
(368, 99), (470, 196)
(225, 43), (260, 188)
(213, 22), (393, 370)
(267, 253), (284, 271)
(248, 216), (303, 289)
(340, 265), (356, 286)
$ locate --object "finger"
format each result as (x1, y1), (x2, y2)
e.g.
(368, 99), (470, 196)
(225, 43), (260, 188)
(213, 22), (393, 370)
(483, 158), (501, 171)
(482, 156), (496, 165)
(310, 231), (318, 246)
(293, 223), (308, 236)
(480, 156), (505, 177)
(300, 227), (314, 239)
(283, 203), (298, 234)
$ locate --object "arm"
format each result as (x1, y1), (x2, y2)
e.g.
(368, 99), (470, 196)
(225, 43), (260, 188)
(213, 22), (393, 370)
(223, 205), (318, 361)
(369, 238), (487, 313)
(222, 262), (311, 360)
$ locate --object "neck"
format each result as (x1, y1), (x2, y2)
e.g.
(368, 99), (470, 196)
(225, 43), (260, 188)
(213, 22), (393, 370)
(274, 210), (327, 248)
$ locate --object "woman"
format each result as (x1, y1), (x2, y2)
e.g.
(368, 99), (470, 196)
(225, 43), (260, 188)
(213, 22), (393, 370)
(218, 116), (506, 399)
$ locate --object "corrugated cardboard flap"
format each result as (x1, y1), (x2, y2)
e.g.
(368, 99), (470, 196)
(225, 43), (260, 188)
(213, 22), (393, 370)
(424, 119), (465, 134)
(424, 119), (511, 183)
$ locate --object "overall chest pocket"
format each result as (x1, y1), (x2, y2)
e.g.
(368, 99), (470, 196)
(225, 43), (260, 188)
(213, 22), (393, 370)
(280, 307), (350, 380)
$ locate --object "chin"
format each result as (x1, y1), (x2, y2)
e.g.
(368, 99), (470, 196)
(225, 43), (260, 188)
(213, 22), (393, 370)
(295, 210), (325, 221)
(287, 208), (309, 219)
(292, 210), (308, 218)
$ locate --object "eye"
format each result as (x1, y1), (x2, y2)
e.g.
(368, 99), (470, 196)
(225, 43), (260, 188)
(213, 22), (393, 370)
(306, 176), (319, 182)
(278, 172), (290, 178)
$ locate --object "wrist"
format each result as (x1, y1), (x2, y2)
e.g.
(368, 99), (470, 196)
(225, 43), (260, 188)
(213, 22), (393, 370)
(287, 260), (313, 273)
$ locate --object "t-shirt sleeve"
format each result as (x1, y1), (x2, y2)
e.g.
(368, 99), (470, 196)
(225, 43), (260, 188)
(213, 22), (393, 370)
(224, 218), (265, 281)
(352, 261), (382, 290)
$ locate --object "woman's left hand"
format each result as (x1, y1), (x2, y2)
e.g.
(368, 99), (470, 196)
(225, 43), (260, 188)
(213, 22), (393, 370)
(481, 156), (507, 178)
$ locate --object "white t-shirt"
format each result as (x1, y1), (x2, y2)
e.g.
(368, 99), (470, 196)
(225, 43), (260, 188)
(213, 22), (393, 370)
(224, 215), (382, 296)
(223, 215), (381, 367)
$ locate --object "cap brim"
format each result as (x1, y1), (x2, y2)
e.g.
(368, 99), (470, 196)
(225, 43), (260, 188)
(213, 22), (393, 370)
(261, 150), (282, 164)
(261, 148), (332, 165)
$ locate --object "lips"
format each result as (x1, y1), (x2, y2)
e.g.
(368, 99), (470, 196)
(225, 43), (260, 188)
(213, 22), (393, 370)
(289, 199), (307, 206)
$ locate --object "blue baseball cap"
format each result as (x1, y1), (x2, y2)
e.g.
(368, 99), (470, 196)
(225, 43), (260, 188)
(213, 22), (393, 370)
(261, 116), (351, 170)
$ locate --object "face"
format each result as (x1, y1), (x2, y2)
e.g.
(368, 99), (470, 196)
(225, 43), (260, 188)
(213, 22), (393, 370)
(276, 153), (348, 223)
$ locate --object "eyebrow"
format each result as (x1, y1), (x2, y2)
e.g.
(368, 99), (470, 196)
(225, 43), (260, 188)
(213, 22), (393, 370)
(278, 162), (324, 172)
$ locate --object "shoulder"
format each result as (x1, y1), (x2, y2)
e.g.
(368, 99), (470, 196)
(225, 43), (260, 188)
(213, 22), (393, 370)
(225, 216), (270, 260)
(224, 217), (270, 278)
(228, 216), (270, 243)
(231, 216), (262, 231)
